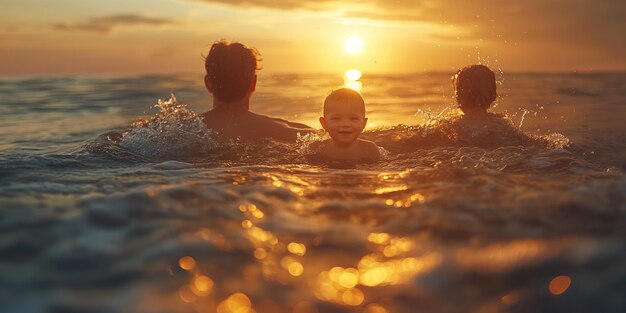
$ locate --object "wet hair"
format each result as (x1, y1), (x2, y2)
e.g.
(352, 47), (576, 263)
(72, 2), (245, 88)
(204, 40), (261, 102)
(323, 88), (365, 116)
(452, 64), (497, 113)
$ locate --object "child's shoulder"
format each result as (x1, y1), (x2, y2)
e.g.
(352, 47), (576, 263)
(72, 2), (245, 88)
(357, 138), (378, 148)
(309, 138), (331, 150)
(308, 139), (335, 158)
(357, 139), (381, 160)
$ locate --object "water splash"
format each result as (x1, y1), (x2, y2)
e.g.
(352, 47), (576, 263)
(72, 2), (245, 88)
(540, 132), (571, 149)
(119, 95), (220, 159)
(296, 131), (326, 157)
(106, 93), (576, 170)
(518, 109), (529, 129)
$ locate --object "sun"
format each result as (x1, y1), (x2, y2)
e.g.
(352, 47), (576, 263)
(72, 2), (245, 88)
(344, 36), (363, 54)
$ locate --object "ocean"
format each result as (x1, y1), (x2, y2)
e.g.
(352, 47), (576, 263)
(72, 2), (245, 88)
(0, 72), (625, 313)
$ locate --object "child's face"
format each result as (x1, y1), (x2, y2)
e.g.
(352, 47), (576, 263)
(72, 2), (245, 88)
(319, 99), (367, 145)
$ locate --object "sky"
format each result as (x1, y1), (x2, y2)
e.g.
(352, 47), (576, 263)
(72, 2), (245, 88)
(1, 0), (625, 75)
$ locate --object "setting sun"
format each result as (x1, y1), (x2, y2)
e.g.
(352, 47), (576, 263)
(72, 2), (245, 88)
(344, 36), (363, 54)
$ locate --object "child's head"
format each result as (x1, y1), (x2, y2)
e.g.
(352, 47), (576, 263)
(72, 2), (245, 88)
(452, 64), (497, 114)
(319, 88), (367, 146)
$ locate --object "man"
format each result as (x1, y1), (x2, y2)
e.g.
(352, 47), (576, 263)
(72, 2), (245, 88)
(201, 40), (314, 142)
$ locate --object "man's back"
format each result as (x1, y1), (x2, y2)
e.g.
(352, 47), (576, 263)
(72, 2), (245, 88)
(202, 109), (313, 142)
(201, 40), (314, 142)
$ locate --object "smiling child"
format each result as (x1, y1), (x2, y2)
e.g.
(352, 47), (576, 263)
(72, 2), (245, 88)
(313, 88), (380, 162)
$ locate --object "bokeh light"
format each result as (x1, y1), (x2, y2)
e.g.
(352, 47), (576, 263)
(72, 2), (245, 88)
(192, 275), (214, 295)
(549, 275), (572, 295)
(179, 256), (196, 271)
(288, 242), (307, 256)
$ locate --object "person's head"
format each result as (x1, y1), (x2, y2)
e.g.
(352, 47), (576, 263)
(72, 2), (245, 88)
(452, 64), (497, 114)
(204, 40), (261, 103)
(319, 88), (367, 146)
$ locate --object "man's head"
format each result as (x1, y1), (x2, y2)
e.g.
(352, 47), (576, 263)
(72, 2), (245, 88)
(204, 40), (261, 103)
(319, 88), (367, 146)
(452, 64), (497, 114)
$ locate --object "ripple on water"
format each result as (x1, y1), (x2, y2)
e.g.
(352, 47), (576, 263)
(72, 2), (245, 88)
(1, 95), (625, 312)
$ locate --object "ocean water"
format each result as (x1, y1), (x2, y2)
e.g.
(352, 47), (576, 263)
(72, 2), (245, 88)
(0, 72), (625, 313)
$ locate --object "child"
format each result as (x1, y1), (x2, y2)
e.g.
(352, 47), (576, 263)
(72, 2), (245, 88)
(443, 64), (535, 147)
(313, 88), (380, 162)
(452, 64), (498, 116)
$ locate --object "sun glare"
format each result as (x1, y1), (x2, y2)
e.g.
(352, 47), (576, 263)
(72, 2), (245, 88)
(344, 36), (363, 54)
(344, 69), (363, 92)
(344, 69), (362, 81)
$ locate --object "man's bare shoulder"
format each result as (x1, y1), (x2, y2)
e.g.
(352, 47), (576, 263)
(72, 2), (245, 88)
(249, 112), (312, 130)
(248, 113), (315, 141)
(200, 110), (218, 123)
(202, 110), (313, 142)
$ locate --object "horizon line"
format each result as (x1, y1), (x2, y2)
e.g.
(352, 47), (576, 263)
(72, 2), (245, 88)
(1, 69), (626, 79)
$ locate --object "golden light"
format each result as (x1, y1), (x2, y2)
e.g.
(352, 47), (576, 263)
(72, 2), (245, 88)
(251, 209), (264, 219)
(501, 292), (519, 305)
(344, 69), (363, 91)
(288, 262), (304, 276)
(357, 253), (442, 287)
(367, 233), (390, 244)
(241, 220), (253, 229)
(254, 248), (267, 260)
(410, 193), (426, 203)
(329, 267), (344, 282)
(359, 267), (388, 286)
(344, 69), (362, 81)
(192, 275), (214, 295)
(363, 304), (389, 313)
(337, 268), (359, 288)
(281, 256), (304, 276)
(341, 288), (364, 306)
(179, 256), (196, 271)
(287, 242), (307, 256)
(239, 203), (256, 212)
(344, 81), (363, 92)
(549, 275), (572, 295)
(375, 185), (408, 195)
(216, 292), (253, 313)
(247, 227), (278, 245)
(456, 239), (544, 272)
(344, 36), (363, 54)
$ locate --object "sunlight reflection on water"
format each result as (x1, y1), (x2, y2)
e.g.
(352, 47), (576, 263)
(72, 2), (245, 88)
(344, 69), (363, 92)
(1, 73), (625, 312)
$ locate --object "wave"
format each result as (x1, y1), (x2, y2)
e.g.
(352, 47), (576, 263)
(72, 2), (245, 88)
(3, 95), (625, 313)
(93, 96), (594, 171)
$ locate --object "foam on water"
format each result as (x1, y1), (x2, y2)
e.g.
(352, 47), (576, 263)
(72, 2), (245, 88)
(112, 96), (575, 168)
(119, 95), (221, 159)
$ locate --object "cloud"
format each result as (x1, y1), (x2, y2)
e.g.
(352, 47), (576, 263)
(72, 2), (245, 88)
(190, 0), (626, 50)
(190, 0), (337, 10)
(364, 1), (625, 46)
(53, 14), (175, 33)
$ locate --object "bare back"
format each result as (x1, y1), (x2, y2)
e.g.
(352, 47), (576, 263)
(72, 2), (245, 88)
(202, 110), (313, 142)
